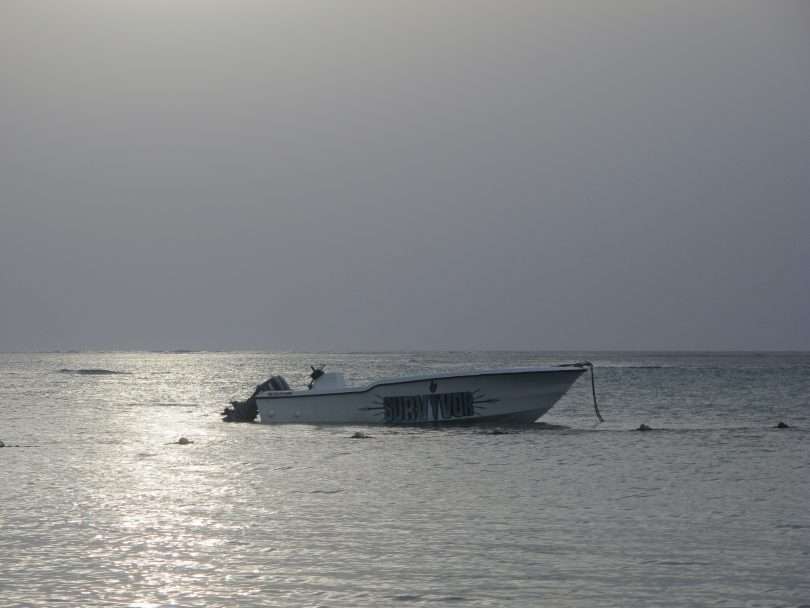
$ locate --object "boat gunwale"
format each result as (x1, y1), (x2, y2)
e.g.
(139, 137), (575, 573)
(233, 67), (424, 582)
(256, 366), (586, 399)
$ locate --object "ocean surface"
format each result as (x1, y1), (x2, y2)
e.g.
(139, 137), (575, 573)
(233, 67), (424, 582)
(1, 351), (809, 607)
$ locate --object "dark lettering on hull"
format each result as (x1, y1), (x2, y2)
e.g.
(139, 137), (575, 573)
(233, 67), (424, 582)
(383, 392), (475, 423)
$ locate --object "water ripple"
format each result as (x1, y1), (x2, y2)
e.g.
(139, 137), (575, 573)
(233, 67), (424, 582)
(1, 351), (809, 607)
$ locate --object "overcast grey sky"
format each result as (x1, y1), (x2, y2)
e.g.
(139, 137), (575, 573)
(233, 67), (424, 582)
(1, 1), (809, 352)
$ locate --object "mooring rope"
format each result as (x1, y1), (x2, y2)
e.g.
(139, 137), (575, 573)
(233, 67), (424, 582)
(558, 360), (604, 422)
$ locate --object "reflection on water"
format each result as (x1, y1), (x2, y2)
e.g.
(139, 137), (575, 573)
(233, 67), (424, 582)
(0, 352), (809, 607)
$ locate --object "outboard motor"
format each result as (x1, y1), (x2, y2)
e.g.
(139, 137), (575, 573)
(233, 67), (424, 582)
(222, 375), (290, 422)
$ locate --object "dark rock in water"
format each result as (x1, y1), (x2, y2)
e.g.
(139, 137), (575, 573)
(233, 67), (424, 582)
(177, 437), (192, 445)
(637, 424), (653, 432)
(350, 432), (372, 439)
(776, 421), (790, 429)
(0, 440), (4, 448)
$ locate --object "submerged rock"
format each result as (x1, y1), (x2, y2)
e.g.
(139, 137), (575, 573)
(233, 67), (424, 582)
(349, 432), (372, 439)
(776, 421), (790, 429)
(177, 437), (192, 445)
(637, 424), (653, 432)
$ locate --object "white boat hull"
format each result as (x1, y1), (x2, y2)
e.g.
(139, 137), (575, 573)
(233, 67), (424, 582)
(256, 368), (585, 425)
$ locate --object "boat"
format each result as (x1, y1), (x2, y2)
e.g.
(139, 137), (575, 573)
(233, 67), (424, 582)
(232, 362), (600, 425)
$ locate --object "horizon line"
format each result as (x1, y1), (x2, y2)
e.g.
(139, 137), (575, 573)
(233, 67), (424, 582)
(1, 349), (809, 355)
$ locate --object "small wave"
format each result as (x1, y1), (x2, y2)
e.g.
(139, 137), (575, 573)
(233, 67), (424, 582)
(122, 402), (199, 408)
(646, 559), (713, 566)
(390, 594), (468, 603)
(518, 422), (569, 431)
(600, 365), (664, 369)
(58, 368), (129, 375)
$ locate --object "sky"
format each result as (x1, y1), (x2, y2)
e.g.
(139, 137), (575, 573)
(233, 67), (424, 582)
(1, 1), (809, 352)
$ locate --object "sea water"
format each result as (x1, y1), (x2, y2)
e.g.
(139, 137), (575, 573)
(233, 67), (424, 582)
(1, 351), (808, 607)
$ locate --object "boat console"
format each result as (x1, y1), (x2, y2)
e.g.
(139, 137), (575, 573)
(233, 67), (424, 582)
(310, 372), (345, 391)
